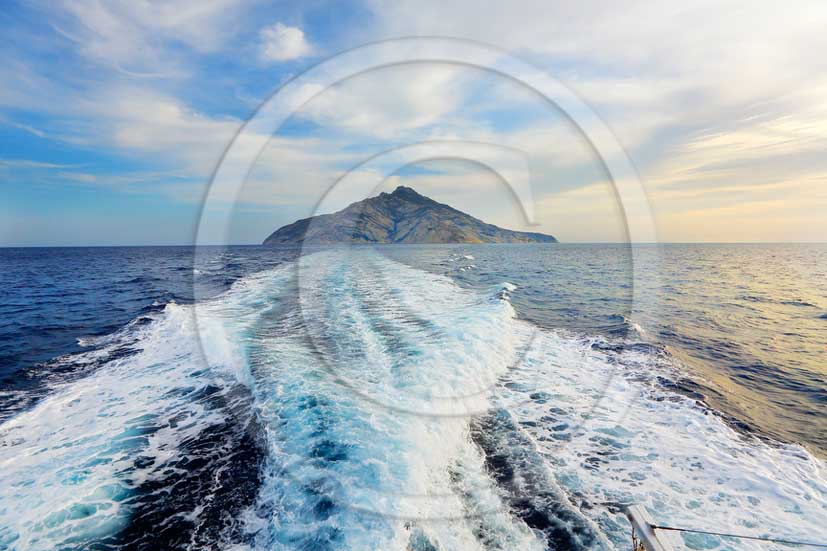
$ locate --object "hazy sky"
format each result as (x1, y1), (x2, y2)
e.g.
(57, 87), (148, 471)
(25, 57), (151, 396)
(1, 0), (826, 245)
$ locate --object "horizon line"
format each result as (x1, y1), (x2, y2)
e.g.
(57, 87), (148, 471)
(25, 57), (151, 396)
(2, 241), (827, 249)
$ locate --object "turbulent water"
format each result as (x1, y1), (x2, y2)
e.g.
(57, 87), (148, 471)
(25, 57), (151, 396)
(0, 244), (825, 550)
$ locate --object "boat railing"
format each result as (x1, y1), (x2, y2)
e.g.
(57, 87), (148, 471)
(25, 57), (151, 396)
(626, 504), (827, 550)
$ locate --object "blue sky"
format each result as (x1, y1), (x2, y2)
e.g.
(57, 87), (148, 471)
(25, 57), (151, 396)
(2, 0), (826, 245)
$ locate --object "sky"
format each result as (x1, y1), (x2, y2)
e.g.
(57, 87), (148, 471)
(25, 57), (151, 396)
(1, 0), (826, 246)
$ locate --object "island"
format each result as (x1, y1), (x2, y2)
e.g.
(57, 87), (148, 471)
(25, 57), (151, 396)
(263, 186), (558, 244)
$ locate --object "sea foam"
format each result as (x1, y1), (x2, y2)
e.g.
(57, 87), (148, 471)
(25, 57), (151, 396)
(2, 249), (826, 551)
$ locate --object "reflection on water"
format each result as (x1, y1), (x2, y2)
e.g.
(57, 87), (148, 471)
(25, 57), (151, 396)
(380, 243), (827, 457)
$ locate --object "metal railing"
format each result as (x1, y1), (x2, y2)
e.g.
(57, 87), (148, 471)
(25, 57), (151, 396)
(626, 504), (827, 550)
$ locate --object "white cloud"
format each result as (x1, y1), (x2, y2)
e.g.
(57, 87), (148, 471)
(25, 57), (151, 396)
(236, 135), (367, 209)
(65, 87), (243, 176)
(42, 0), (248, 76)
(259, 22), (312, 62)
(6, 0), (827, 243)
(57, 172), (98, 184)
(297, 64), (494, 139)
(0, 159), (76, 169)
(366, 0), (827, 162)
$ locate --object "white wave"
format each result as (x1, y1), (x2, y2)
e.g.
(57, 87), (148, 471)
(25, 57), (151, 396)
(0, 293), (257, 549)
(447, 253), (475, 262)
(239, 249), (544, 550)
(0, 251), (543, 551)
(4, 248), (826, 551)
(497, 324), (827, 550)
(76, 335), (100, 347)
(621, 314), (646, 336)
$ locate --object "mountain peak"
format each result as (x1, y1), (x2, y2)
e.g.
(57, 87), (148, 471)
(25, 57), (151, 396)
(390, 185), (421, 197)
(379, 185), (427, 202)
(263, 188), (558, 245)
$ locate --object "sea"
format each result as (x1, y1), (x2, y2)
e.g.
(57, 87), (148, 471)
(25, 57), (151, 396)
(0, 243), (825, 551)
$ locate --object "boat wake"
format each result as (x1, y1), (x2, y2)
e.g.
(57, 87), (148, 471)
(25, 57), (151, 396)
(1, 249), (825, 550)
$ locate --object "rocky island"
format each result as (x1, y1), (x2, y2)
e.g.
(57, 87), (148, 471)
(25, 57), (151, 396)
(263, 186), (558, 244)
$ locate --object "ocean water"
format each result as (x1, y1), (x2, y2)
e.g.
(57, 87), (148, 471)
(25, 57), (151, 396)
(0, 244), (825, 550)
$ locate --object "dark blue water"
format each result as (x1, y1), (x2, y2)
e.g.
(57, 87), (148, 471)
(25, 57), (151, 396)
(1, 244), (825, 458)
(0, 244), (825, 551)
(0, 246), (299, 419)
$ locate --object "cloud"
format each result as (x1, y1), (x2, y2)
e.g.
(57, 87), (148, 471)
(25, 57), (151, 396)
(367, 1), (827, 79)
(296, 63), (502, 139)
(641, 90), (827, 202)
(0, 159), (76, 169)
(365, 1), (827, 156)
(57, 171), (98, 184)
(259, 22), (312, 62)
(4, 0), (827, 244)
(235, 135), (368, 209)
(0, 116), (47, 138)
(80, 0), (243, 51)
(42, 0), (248, 75)
(85, 87), (242, 173)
